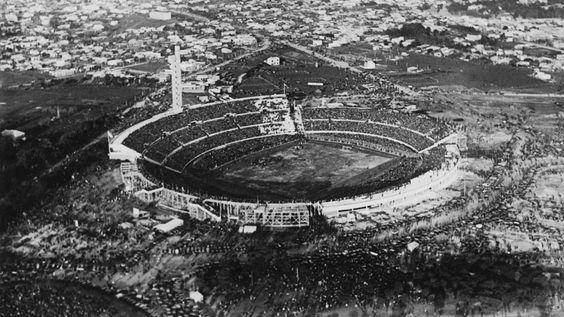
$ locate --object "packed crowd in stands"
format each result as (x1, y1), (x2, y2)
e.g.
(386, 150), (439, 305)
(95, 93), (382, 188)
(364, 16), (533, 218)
(126, 105), (449, 166)
(123, 99), (291, 160)
(145, 127), (207, 162)
(321, 147), (446, 200)
(143, 113), (276, 163)
(192, 134), (302, 170)
(309, 132), (416, 156)
(165, 126), (267, 171)
(139, 160), (272, 202)
(122, 97), (451, 166)
(303, 119), (434, 151)
(301, 107), (451, 140)
(188, 100), (259, 121)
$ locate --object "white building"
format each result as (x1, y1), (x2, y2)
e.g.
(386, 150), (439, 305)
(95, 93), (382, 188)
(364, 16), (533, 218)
(154, 218), (184, 233)
(465, 34), (482, 42)
(149, 11), (171, 20)
(265, 56), (280, 66)
(407, 66), (419, 73)
(1, 129), (26, 141)
(50, 69), (76, 78)
(238, 225), (257, 234)
(391, 36), (404, 45)
(363, 60), (376, 69)
(183, 81), (206, 93)
(189, 291), (204, 303)
(533, 69), (551, 81)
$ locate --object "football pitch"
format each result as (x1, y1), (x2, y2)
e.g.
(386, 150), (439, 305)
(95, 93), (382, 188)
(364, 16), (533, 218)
(215, 141), (394, 200)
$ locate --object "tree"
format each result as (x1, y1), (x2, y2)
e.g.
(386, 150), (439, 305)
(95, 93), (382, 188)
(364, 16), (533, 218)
(16, 147), (48, 173)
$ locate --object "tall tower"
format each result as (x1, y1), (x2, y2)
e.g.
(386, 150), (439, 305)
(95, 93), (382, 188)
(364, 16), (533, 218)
(170, 45), (183, 110)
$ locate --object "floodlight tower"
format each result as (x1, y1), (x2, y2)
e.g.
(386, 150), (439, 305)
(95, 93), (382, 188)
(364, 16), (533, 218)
(170, 45), (183, 111)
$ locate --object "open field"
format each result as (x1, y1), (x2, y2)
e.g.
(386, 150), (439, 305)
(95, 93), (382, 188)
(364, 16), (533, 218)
(126, 61), (168, 74)
(234, 76), (280, 96)
(387, 54), (561, 93)
(0, 71), (52, 88)
(0, 85), (147, 123)
(217, 141), (393, 200)
(234, 64), (364, 97)
(222, 45), (322, 78)
(448, 93), (564, 114)
(223, 44), (364, 97)
(0, 83), (152, 231)
(328, 44), (562, 93)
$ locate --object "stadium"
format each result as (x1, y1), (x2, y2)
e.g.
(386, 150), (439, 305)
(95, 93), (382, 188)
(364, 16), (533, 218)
(109, 93), (461, 227)
(108, 46), (461, 228)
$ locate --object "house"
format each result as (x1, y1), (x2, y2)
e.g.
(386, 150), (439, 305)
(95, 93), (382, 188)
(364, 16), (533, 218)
(107, 59), (124, 67)
(183, 81), (206, 93)
(265, 56), (280, 66)
(363, 60), (376, 69)
(533, 69), (551, 81)
(1, 129), (26, 142)
(50, 69), (76, 78)
(401, 39), (415, 47)
(238, 225), (257, 234)
(407, 66), (419, 73)
(391, 36), (404, 45)
(189, 291), (204, 303)
(132, 208), (150, 219)
(465, 34), (482, 42)
(119, 222), (134, 230)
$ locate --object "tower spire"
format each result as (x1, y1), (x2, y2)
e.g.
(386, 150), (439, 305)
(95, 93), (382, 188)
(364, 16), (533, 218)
(170, 45), (182, 110)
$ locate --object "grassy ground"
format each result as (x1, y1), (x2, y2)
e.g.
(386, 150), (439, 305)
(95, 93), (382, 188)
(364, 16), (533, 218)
(328, 44), (562, 93)
(126, 61), (168, 74)
(387, 54), (561, 93)
(0, 85), (146, 122)
(218, 142), (392, 199)
(0, 71), (52, 88)
(0, 82), (151, 231)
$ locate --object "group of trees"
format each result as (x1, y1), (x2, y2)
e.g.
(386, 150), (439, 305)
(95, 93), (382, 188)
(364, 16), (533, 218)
(448, 0), (564, 19)
(0, 107), (121, 232)
(386, 23), (458, 48)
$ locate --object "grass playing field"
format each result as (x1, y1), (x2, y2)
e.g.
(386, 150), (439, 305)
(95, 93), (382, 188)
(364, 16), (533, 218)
(0, 85), (146, 120)
(215, 141), (394, 200)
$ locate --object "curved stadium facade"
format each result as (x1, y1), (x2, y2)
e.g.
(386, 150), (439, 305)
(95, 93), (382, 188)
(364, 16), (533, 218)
(109, 95), (461, 228)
